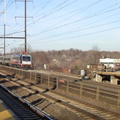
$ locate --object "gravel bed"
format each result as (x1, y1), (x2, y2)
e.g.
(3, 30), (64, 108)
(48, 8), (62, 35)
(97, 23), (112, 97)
(55, 88), (120, 113)
(0, 73), (120, 119)
(0, 78), (85, 120)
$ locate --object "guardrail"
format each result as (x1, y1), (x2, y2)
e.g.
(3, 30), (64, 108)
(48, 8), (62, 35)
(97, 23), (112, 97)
(0, 65), (120, 111)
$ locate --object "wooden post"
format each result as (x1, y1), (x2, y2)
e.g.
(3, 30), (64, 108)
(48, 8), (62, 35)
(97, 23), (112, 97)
(56, 78), (59, 89)
(34, 73), (37, 84)
(40, 74), (42, 84)
(48, 76), (50, 88)
(30, 72), (32, 83)
(117, 89), (120, 107)
(96, 85), (99, 100)
(80, 83), (83, 96)
(67, 80), (69, 92)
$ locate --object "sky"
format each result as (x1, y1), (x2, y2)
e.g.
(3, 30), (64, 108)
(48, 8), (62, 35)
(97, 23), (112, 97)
(0, 0), (120, 53)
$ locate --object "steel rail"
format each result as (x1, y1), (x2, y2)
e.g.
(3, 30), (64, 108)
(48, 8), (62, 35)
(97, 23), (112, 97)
(0, 84), (54, 120)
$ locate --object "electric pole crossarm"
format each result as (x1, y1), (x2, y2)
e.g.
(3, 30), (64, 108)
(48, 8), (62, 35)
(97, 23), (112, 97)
(0, 37), (25, 39)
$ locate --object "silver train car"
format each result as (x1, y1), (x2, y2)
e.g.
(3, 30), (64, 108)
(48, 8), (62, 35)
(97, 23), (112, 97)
(0, 52), (32, 69)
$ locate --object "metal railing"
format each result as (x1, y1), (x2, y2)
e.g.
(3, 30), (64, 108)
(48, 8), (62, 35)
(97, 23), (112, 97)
(0, 65), (120, 109)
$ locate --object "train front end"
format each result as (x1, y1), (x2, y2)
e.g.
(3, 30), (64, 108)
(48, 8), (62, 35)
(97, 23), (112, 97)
(21, 53), (32, 69)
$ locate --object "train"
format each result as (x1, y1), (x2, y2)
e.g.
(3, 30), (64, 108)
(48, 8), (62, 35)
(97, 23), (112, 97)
(0, 52), (32, 69)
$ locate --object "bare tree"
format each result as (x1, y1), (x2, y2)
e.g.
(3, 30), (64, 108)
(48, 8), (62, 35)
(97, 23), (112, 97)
(10, 44), (32, 54)
(31, 51), (50, 70)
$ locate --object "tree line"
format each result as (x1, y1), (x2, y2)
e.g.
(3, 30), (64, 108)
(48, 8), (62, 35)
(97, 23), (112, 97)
(2, 47), (120, 75)
(30, 49), (120, 74)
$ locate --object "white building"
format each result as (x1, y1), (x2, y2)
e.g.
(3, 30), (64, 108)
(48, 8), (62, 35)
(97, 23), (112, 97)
(100, 58), (120, 71)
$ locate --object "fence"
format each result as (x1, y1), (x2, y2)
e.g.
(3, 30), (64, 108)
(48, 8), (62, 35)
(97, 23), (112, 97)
(0, 65), (120, 109)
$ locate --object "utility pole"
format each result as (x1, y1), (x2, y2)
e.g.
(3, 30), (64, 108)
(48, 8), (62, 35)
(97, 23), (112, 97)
(24, 0), (27, 52)
(4, 24), (6, 55)
(0, 0), (32, 54)
(4, 0), (6, 55)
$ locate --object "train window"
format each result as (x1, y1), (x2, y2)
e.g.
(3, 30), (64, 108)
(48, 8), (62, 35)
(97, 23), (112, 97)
(4, 58), (10, 60)
(22, 56), (31, 61)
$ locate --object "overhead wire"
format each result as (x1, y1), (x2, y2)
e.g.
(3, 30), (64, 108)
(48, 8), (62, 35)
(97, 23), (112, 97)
(29, 19), (120, 40)
(35, 0), (103, 33)
(29, 26), (120, 44)
(0, 31), (24, 37)
(33, 0), (75, 18)
(28, 2), (120, 38)
(4, 1), (120, 42)
(1, 0), (51, 48)
(26, 0), (119, 32)
(6, 0), (53, 36)
(6, 0), (81, 48)
(26, 0), (79, 28)
(0, 0), (14, 18)
(8, 0), (79, 37)
(29, 0), (53, 17)
(12, 0), (103, 35)
(26, 1), (120, 46)
(1, 0), (120, 50)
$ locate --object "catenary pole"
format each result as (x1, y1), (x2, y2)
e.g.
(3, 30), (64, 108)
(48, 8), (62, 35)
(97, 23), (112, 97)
(25, 0), (27, 52)
(4, 0), (6, 55)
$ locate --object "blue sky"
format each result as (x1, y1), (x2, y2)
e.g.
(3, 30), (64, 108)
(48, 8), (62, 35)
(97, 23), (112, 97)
(0, 0), (120, 53)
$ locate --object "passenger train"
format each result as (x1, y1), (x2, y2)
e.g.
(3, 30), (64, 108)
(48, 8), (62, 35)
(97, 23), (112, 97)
(0, 52), (32, 69)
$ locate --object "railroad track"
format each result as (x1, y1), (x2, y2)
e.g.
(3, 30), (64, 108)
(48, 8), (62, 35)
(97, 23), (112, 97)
(0, 72), (120, 120)
(0, 84), (53, 120)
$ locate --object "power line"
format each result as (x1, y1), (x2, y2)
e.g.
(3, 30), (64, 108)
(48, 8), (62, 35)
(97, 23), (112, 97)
(0, 30), (24, 36)
(27, 3), (120, 37)
(29, 19), (120, 40)
(11, 0), (111, 36)
(36, 0), (103, 33)
(29, 26), (120, 44)
(11, 0), (79, 33)
(1, 0), (120, 52)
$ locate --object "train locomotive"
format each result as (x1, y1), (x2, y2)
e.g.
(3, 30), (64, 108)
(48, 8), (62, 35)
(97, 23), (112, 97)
(0, 52), (32, 69)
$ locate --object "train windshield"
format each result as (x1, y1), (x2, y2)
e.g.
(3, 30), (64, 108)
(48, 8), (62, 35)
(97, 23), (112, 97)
(22, 56), (31, 61)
